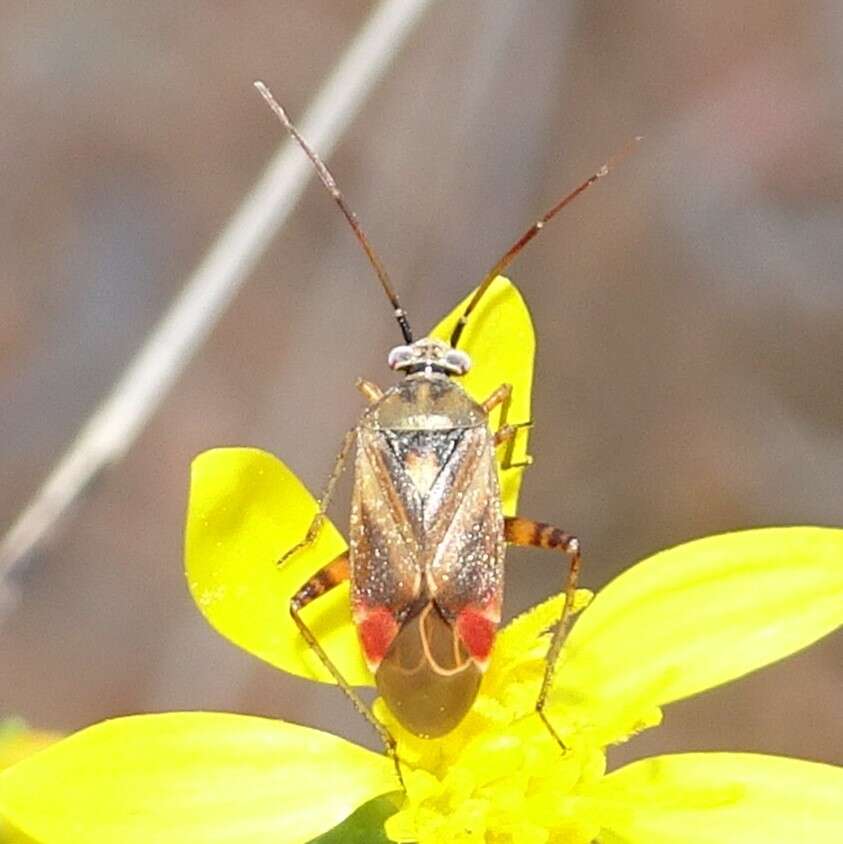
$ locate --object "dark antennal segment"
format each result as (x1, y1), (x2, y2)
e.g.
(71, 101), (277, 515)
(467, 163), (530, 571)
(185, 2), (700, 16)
(449, 136), (643, 348)
(255, 81), (414, 345)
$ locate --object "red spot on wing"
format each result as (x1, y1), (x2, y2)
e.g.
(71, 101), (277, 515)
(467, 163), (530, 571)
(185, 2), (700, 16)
(356, 607), (399, 670)
(456, 608), (497, 666)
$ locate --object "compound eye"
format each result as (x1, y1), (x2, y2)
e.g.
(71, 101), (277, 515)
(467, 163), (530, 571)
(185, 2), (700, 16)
(444, 349), (472, 374)
(387, 345), (415, 370)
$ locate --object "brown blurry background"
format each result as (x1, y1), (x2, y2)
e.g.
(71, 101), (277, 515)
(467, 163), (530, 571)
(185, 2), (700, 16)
(1, 2), (840, 770)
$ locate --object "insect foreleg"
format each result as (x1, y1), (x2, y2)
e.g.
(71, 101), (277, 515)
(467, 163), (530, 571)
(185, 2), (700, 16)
(355, 378), (384, 404)
(289, 553), (404, 788)
(278, 429), (356, 567)
(481, 382), (512, 413)
(504, 516), (582, 750)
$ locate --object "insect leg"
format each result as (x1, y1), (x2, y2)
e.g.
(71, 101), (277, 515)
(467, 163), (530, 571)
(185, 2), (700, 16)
(494, 419), (534, 470)
(493, 424), (516, 447)
(481, 383), (512, 413)
(484, 382), (532, 466)
(290, 553), (404, 788)
(355, 378), (384, 404)
(279, 430), (356, 566)
(504, 516), (581, 750)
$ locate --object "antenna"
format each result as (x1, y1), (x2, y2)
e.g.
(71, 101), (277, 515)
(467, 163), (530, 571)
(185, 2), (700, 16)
(255, 81), (414, 344)
(449, 136), (643, 348)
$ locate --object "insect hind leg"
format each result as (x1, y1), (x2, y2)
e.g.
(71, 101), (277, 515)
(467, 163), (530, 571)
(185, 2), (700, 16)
(504, 516), (582, 751)
(290, 553), (404, 788)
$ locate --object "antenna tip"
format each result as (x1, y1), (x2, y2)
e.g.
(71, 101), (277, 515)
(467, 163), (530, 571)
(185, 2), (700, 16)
(254, 81), (294, 128)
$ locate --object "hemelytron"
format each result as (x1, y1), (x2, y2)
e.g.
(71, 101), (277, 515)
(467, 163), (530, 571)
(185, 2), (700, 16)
(254, 81), (638, 781)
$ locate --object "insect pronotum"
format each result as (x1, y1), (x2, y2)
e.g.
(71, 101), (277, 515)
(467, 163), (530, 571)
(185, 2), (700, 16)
(255, 81), (638, 783)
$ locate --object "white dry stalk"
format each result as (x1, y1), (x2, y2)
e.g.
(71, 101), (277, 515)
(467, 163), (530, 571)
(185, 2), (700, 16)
(0, 0), (436, 611)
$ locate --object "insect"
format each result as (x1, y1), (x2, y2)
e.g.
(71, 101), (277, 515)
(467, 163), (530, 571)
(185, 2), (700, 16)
(255, 82), (637, 778)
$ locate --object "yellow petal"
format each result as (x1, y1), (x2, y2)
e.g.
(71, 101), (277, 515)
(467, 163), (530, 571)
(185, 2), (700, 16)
(581, 752), (843, 843)
(310, 793), (401, 842)
(0, 817), (33, 844)
(495, 590), (593, 665)
(554, 527), (843, 739)
(0, 712), (396, 844)
(0, 721), (59, 773)
(430, 276), (535, 515)
(0, 722), (56, 844)
(482, 591), (593, 713)
(186, 448), (371, 685)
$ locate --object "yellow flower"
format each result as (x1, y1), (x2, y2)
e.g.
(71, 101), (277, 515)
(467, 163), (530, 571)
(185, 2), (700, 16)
(1, 279), (842, 843)
(0, 721), (58, 844)
(377, 525), (843, 843)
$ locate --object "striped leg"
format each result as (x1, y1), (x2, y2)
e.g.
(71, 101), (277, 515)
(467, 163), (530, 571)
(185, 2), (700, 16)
(504, 516), (582, 749)
(289, 553), (403, 787)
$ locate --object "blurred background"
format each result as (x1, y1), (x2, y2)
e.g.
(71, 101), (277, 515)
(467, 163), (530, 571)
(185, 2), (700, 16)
(1, 1), (840, 770)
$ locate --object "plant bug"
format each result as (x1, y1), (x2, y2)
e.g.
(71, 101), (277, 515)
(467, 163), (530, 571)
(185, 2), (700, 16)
(255, 82), (638, 777)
